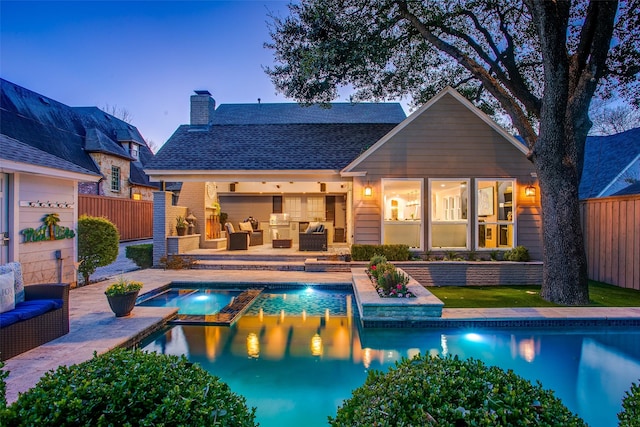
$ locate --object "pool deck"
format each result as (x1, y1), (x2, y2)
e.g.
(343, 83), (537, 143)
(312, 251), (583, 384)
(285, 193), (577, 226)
(4, 268), (640, 404)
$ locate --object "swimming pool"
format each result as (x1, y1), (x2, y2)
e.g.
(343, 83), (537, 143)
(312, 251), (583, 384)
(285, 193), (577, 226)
(140, 287), (640, 427)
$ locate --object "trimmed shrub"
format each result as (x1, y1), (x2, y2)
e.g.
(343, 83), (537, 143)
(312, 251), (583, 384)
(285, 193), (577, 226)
(329, 354), (585, 426)
(619, 381), (640, 426)
(351, 244), (410, 261)
(504, 245), (530, 262)
(1, 348), (257, 427)
(125, 243), (153, 269)
(77, 215), (119, 285)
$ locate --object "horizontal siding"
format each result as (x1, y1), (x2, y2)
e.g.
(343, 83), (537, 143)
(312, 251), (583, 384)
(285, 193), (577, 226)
(356, 94), (534, 180)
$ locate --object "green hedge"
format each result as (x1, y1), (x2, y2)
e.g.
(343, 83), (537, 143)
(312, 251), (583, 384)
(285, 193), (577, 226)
(1, 348), (257, 426)
(351, 244), (410, 261)
(619, 381), (640, 426)
(125, 243), (153, 269)
(330, 354), (585, 426)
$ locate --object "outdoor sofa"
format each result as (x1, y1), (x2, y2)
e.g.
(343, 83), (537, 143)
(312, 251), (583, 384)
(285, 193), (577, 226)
(299, 223), (328, 251)
(0, 262), (70, 361)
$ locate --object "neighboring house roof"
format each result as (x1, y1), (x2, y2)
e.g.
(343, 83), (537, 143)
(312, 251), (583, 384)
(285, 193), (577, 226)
(342, 86), (528, 175)
(0, 134), (100, 180)
(579, 127), (640, 199)
(0, 78), (158, 189)
(147, 123), (397, 171)
(611, 181), (640, 196)
(210, 103), (406, 125)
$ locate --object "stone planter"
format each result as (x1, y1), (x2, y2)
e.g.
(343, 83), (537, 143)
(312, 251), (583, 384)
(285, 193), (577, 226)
(106, 291), (139, 317)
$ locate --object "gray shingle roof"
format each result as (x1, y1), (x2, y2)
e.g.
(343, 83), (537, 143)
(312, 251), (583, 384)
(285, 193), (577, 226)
(147, 123), (397, 171)
(579, 127), (640, 198)
(211, 102), (406, 125)
(0, 134), (100, 177)
(1, 78), (157, 188)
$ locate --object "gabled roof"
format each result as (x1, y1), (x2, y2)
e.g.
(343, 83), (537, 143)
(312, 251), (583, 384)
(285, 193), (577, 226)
(210, 102), (406, 125)
(146, 123), (397, 172)
(579, 127), (640, 199)
(341, 86), (527, 174)
(0, 78), (157, 188)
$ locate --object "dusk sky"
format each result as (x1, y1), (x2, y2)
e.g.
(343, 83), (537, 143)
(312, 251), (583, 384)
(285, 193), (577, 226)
(1, 0), (360, 149)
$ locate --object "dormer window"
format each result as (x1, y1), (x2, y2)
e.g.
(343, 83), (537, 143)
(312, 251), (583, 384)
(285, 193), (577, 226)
(130, 144), (139, 160)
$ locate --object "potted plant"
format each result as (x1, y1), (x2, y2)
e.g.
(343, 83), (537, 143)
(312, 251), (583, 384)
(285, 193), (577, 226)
(176, 216), (187, 236)
(105, 277), (143, 317)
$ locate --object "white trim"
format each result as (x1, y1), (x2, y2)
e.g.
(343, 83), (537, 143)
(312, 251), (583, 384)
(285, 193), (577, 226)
(0, 159), (100, 182)
(597, 153), (640, 197)
(145, 169), (343, 182)
(342, 86), (528, 174)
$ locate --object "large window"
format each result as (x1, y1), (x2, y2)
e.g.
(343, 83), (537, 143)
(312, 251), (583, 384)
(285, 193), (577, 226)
(110, 166), (121, 192)
(477, 179), (515, 249)
(430, 179), (469, 249)
(382, 179), (422, 249)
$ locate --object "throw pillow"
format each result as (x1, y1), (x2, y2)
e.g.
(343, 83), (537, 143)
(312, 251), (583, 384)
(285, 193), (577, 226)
(0, 271), (15, 313)
(238, 222), (253, 232)
(0, 262), (24, 304)
(306, 222), (321, 234)
(225, 222), (235, 234)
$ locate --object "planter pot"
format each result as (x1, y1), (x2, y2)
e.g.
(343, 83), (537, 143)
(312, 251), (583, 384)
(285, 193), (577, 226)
(176, 226), (187, 236)
(106, 291), (139, 317)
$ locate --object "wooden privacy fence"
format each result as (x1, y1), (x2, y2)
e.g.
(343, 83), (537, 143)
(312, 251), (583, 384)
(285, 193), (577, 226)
(78, 195), (153, 241)
(580, 195), (640, 290)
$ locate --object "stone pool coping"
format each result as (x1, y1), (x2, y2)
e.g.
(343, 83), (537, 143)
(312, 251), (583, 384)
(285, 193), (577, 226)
(352, 268), (445, 323)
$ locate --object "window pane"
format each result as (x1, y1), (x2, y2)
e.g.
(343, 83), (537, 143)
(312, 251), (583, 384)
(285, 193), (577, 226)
(111, 166), (120, 192)
(382, 179), (422, 249)
(431, 180), (468, 248)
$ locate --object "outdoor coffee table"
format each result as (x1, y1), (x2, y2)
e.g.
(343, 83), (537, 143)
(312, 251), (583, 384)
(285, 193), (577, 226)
(272, 239), (292, 248)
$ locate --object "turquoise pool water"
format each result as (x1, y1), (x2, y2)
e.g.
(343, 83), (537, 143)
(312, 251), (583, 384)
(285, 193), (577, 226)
(141, 288), (640, 427)
(137, 288), (241, 315)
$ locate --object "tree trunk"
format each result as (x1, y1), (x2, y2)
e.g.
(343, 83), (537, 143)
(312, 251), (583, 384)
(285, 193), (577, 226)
(535, 141), (590, 305)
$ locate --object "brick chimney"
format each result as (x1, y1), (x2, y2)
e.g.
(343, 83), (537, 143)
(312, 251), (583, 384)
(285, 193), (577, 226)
(190, 90), (216, 126)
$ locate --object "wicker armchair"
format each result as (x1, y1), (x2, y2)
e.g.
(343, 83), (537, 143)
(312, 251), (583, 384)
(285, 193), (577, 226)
(225, 223), (249, 250)
(238, 221), (264, 246)
(0, 282), (70, 361)
(299, 229), (328, 251)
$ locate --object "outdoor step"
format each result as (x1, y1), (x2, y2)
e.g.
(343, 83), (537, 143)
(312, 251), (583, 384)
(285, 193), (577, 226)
(193, 260), (306, 271)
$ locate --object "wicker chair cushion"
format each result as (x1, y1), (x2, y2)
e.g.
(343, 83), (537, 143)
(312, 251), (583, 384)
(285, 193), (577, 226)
(0, 262), (25, 304)
(238, 222), (253, 232)
(0, 299), (64, 328)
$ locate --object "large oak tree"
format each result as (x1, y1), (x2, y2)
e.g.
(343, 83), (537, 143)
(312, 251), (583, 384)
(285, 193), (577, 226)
(265, 0), (639, 305)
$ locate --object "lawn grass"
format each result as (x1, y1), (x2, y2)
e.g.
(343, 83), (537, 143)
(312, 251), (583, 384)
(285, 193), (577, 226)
(427, 281), (640, 308)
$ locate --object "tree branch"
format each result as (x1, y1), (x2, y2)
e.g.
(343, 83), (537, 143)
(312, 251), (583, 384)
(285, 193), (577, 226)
(396, 0), (538, 149)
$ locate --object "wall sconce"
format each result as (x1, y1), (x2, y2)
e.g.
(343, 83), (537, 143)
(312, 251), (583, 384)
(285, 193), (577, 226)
(525, 184), (536, 197)
(132, 193), (142, 200)
(364, 181), (372, 197)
